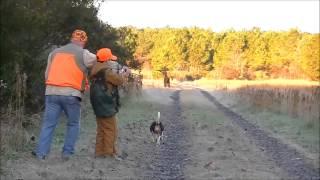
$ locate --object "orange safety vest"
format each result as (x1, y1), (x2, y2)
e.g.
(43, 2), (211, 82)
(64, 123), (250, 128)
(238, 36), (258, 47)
(46, 43), (88, 92)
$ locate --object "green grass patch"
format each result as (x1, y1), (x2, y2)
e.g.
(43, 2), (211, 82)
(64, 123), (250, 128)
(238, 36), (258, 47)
(118, 95), (165, 127)
(1, 122), (39, 161)
(220, 93), (320, 154)
(248, 110), (320, 153)
(182, 102), (228, 126)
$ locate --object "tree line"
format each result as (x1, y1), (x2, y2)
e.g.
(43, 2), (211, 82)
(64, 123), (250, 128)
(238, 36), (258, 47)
(0, 0), (133, 114)
(126, 27), (319, 81)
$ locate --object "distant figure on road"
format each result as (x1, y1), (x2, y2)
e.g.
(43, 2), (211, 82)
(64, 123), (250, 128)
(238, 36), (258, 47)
(163, 71), (170, 88)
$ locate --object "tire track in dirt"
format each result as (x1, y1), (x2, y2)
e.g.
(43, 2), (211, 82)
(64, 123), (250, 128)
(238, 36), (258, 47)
(200, 90), (319, 180)
(143, 90), (190, 179)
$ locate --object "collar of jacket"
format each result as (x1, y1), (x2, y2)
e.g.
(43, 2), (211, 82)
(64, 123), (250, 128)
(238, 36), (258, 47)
(70, 40), (85, 48)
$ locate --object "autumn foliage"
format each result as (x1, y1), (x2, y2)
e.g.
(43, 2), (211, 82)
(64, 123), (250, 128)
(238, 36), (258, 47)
(125, 27), (319, 81)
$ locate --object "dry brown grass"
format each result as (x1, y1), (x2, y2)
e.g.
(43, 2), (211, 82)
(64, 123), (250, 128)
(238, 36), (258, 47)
(139, 76), (319, 122)
(195, 79), (320, 122)
(0, 64), (39, 158)
(234, 84), (319, 122)
(0, 112), (40, 164)
(195, 79), (319, 89)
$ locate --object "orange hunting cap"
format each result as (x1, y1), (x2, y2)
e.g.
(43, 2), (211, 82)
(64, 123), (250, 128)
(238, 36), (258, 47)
(96, 48), (117, 62)
(71, 29), (88, 42)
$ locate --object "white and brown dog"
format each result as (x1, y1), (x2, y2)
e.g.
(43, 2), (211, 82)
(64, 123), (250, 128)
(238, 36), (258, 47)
(150, 112), (164, 145)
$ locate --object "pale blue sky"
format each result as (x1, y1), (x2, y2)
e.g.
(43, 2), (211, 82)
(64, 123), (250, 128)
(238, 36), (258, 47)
(98, 0), (319, 33)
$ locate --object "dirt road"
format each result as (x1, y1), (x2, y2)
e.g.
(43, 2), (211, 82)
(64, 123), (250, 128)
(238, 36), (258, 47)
(1, 86), (319, 179)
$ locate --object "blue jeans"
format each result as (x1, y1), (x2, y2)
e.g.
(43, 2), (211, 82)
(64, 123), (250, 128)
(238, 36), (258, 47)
(35, 95), (81, 158)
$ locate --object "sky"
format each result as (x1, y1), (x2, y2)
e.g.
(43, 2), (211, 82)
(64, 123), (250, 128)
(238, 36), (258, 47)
(98, 0), (319, 33)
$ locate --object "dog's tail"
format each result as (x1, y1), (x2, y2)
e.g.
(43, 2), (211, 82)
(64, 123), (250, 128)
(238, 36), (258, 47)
(157, 111), (160, 123)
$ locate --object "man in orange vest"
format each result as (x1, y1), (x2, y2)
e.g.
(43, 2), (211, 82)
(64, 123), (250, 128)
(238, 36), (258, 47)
(33, 29), (96, 160)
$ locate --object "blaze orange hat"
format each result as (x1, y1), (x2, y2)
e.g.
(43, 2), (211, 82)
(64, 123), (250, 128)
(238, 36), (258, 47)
(96, 48), (117, 62)
(71, 29), (88, 42)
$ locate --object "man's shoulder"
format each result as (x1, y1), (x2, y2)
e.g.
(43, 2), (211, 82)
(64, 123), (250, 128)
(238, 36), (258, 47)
(91, 62), (110, 75)
(51, 43), (71, 52)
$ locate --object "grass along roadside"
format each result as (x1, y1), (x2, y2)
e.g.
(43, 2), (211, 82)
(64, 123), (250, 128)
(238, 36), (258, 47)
(210, 90), (320, 168)
(192, 79), (319, 168)
(180, 90), (286, 179)
(118, 89), (173, 126)
(0, 113), (41, 161)
(180, 90), (227, 128)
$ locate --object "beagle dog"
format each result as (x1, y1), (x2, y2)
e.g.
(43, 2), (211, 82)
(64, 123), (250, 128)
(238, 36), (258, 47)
(150, 112), (164, 145)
